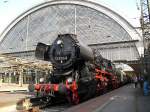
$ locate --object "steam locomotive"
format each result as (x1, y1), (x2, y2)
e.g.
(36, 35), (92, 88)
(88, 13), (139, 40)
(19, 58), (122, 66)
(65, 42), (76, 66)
(33, 34), (120, 104)
(17, 34), (122, 110)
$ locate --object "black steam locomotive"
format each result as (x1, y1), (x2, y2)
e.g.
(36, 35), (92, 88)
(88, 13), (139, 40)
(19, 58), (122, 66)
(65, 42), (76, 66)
(17, 34), (121, 110)
(35, 34), (97, 104)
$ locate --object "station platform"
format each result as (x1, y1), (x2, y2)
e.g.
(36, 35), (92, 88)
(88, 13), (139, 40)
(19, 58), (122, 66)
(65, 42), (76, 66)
(0, 83), (28, 92)
(0, 84), (149, 112)
(66, 84), (150, 112)
(0, 83), (29, 112)
(0, 91), (30, 112)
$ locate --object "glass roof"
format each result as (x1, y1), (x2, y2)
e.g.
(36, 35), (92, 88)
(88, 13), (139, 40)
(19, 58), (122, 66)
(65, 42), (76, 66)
(0, 4), (132, 53)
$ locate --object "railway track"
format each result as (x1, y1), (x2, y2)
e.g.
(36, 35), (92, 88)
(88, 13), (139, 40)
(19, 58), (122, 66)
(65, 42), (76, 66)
(17, 103), (71, 112)
(16, 97), (71, 112)
(42, 104), (71, 112)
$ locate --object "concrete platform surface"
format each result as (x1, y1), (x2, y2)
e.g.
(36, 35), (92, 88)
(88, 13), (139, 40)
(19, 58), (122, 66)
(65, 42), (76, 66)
(0, 83), (28, 92)
(93, 84), (150, 112)
(0, 91), (31, 112)
(66, 84), (150, 112)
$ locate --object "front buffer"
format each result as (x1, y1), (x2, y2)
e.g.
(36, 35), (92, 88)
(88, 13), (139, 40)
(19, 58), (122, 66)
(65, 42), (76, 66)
(16, 80), (79, 111)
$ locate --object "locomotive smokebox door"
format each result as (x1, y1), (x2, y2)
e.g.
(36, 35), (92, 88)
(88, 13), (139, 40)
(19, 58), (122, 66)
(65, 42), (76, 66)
(35, 42), (50, 61)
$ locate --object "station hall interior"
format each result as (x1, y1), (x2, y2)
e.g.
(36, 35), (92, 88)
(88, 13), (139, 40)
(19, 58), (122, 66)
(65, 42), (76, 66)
(0, 0), (150, 112)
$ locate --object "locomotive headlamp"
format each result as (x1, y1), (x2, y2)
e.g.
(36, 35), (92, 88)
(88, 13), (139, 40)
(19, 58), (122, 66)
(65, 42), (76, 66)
(57, 40), (63, 45)
(39, 78), (44, 83)
(67, 77), (73, 84)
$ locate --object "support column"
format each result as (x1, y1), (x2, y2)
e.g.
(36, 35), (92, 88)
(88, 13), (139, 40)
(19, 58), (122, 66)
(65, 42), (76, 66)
(35, 69), (38, 84)
(13, 72), (17, 83)
(4, 72), (7, 83)
(23, 70), (26, 84)
(19, 70), (23, 87)
(8, 72), (11, 84)
(0, 73), (2, 86)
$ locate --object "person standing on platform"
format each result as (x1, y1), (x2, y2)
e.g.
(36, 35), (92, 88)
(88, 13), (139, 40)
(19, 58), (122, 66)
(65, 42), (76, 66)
(139, 76), (144, 88)
(143, 76), (150, 96)
(133, 75), (138, 88)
